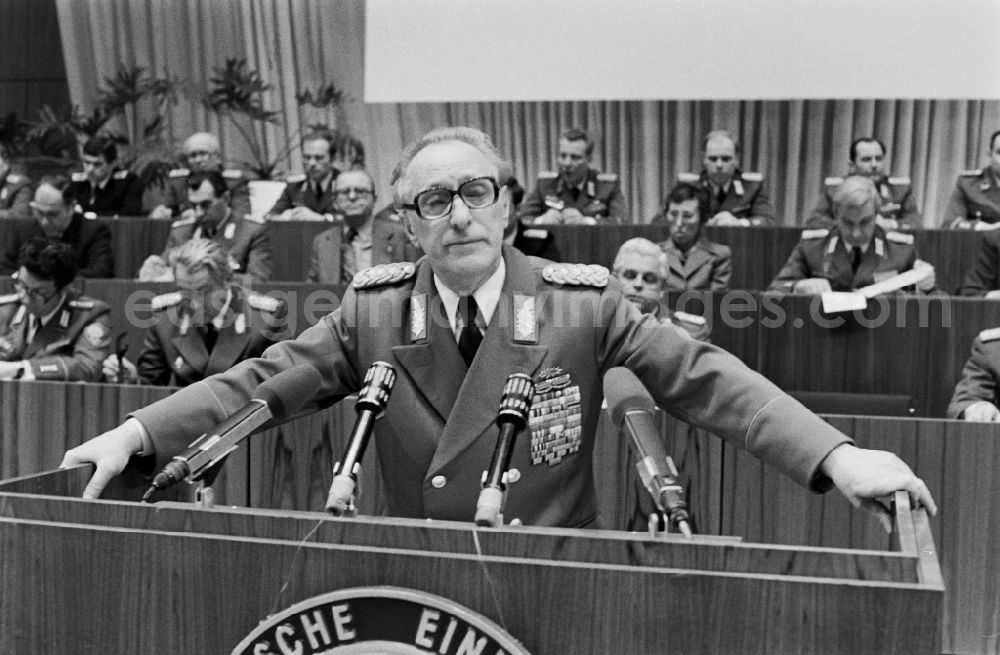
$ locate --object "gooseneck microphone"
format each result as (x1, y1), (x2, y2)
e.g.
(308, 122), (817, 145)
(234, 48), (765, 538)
(603, 367), (693, 538)
(475, 374), (535, 528)
(143, 365), (322, 500)
(325, 361), (396, 516)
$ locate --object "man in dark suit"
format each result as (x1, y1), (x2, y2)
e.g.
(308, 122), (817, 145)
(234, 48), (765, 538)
(266, 130), (341, 221)
(103, 239), (288, 386)
(0, 143), (32, 220)
(0, 175), (113, 278)
(69, 134), (144, 216)
(64, 126), (935, 532)
(0, 238), (110, 381)
(306, 169), (416, 283)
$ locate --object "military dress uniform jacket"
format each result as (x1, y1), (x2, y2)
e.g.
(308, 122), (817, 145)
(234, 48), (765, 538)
(0, 213), (113, 278)
(957, 229), (1000, 296)
(519, 168), (625, 223)
(677, 170), (776, 226)
(161, 167), (253, 217)
(0, 166), (32, 219)
(131, 246), (852, 527)
(265, 173), (338, 219)
(306, 218), (417, 284)
(164, 211), (272, 282)
(768, 227), (921, 293)
(805, 175), (922, 230)
(70, 169), (144, 216)
(943, 169), (1000, 228)
(947, 329), (1000, 418)
(0, 290), (111, 380)
(135, 286), (289, 387)
(660, 237), (732, 291)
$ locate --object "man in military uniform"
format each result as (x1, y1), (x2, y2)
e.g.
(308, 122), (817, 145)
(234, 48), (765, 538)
(502, 176), (561, 261)
(148, 132), (252, 220)
(948, 327), (1000, 421)
(0, 175), (113, 278)
(805, 137), (922, 231)
(956, 230), (1000, 297)
(69, 134), (144, 216)
(519, 127), (625, 225)
(655, 182), (731, 291)
(612, 237), (709, 341)
(306, 170), (417, 283)
(942, 129), (1000, 229)
(266, 130), (341, 221)
(64, 126), (935, 532)
(0, 238), (110, 381)
(104, 239), (288, 387)
(142, 170), (272, 283)
(665, 130), (774, 227)
(0, 143), (32, 220)
(769, 176), (935, 294)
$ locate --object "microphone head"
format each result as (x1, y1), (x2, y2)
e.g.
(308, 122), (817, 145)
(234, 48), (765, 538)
(254, 365), (323, 422)
(603, 367), (655, 427)
(355, 361), (396, 415)
(497, 373), (535, 429)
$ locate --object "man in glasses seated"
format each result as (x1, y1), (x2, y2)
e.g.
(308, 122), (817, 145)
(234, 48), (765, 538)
(0, 175), (113, 278)
(148, 132), (252, 220)
(266, 130), (343, 222)
(306, 170), (417, 284)
(653, 182), (731, 291)
(0, 238), (111, 381)
(613, 237), (709, 341)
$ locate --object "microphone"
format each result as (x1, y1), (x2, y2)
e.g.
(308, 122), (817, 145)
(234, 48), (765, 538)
(603, 367), (693, 538)
(475, 373), (535, 527)
(325, 361), (396, 516)
(143, 365), (322, 500)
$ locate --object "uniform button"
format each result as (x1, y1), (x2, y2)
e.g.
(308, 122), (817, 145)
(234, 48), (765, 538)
(507, 468), (521, 483)
(430, 475), (447, 489)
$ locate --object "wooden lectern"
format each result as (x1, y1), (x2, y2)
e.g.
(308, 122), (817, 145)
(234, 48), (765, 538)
(0, 465), (942, 654)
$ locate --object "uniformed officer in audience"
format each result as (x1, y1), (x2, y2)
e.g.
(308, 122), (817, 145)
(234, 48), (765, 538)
(0, 175), (113, 278)
(64, 126), (935, 533)
(947, 327), (1000, 421)
(943, 129), (1000, 229)
(306, 169), (416, 284)
(103, 239), (288, 387)
(667, 130), (775, 227)
(69, 134), (144, 216)
(266, 130), (341, 221)
(613, 237), (709, 341)
(501, 176), (561, 261)
(805, 137), (923, 231)
(149, 132), (252, 220)
(956, 229), (1000, 297)
(654, 182), (731, 291)
(769, 176), (935, 294)
(520, 127), (625, 224)
(0, 143), (32, 220)
(0, 238), (111, 381)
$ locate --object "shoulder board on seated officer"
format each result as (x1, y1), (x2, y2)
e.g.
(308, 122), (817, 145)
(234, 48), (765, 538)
(242, 212), (265, 224)
(824, 176), (844, 187)
(886, 231), (914, 244)
(961, 169), (982, 177)
(522, 228), (549, 240)
(246, 293), (281, 313)
(151, 292), (183, 311)
(222, 168), (244, 180)
(800, 228), (829, 240)
(352, 262), (416, 289)
(0, 293), (19, 305)
(285, 173), (307, 184)
(887, 176), (911, 186)
(740, 171), (763, 182)
(596, 173), (618, 183)
(68, 298), (96, 310)
(672, 310), (707, 326)
(71, 171), (87, 182)
(537, 170), (558, 180)
(6, 173), (27, 184)
(979, 327), (1000, 343)
(541, 263), (609, 288)
(171, 216), (196, 228)
(677, 172), (700, 183)
(113, 170), (130, 180)
(168, 168), (190, 179)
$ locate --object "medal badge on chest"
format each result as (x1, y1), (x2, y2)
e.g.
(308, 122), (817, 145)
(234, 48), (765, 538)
(529, 367), (582, 466)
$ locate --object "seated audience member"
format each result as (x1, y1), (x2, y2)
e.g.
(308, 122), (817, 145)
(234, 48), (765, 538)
(805, 137), (922, 231)
(0, 175), (113, 278)
(104, 239), (288, 386)
(266, 130), (341, 221)
(942, 129), (1000, 229)
(613, 237), (709, 341)
(947, 327), (1000, 421)
(957, 230), (1000, 297)
(0, 143), (32, 219)
(141, 171), (271, 283)
(657, 130), (774, 227)
(69, 134), (143, 216)
(502, 176), (561, 261)
(306, 169), (416, 283)
(654, 182), (731, 291)
(769, 176), (935, 294)
(149, 132), (252, 220)
(0, 239), (111, 381)
(520, 127), (625, 224)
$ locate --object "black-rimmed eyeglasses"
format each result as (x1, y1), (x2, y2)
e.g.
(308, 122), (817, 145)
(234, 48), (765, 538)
(399, 177), (501, 220)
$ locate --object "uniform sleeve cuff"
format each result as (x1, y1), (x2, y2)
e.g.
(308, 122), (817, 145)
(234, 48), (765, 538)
(125, 417), (154, 456)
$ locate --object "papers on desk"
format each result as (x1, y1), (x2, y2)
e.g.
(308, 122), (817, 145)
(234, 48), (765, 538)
(820, 264), (934, 314)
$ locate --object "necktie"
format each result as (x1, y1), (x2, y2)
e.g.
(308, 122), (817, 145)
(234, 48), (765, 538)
(850, 247), (862, 274)
(204, 324), (218, 353)
(457, 296), (483, 367)
(716, 186), (726, 205)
